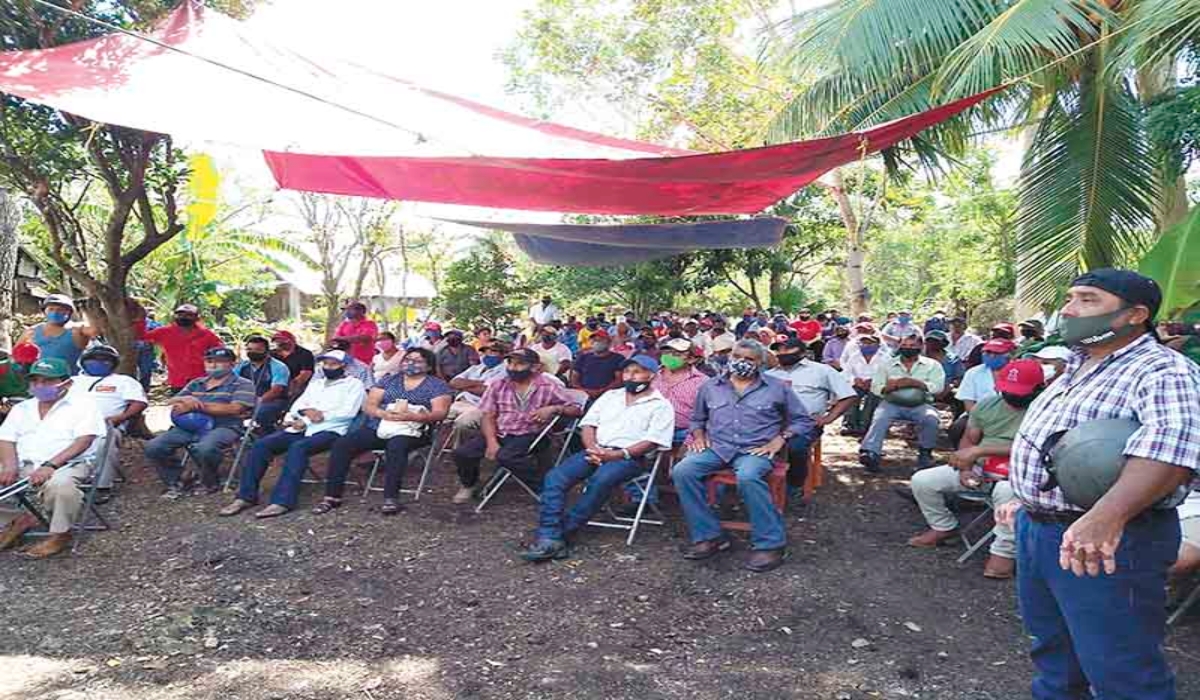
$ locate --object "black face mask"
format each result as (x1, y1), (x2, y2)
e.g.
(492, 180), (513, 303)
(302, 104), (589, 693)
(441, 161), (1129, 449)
(1002, 392), (1037, 409)
(898, 347), (921, 359)
(776, 352), (803, 367)
(1021, 328), (1037, 339)
(324, 367), (345, 381)
(624, 380), (650, 394)
(175, 316), (196, 327)
(247, 351), (268, 362)
(508, 368), (533, 382)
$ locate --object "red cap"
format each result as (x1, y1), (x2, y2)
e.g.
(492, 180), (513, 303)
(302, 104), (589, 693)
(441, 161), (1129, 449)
(991, 322), (1017, 337)
(981, 338), (1018, 354)
(424, 321), (442, 332)
(994, 359), (1045, 396)
(11, 341), (39, 365)
(270, 330), (296, 343)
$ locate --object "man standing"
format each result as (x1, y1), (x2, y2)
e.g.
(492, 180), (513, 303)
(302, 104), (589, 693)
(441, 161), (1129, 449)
(143, 304), (223, 393)
(235, 336), (291, 431)
(672, 339), (812, 572)
(529, 295), (559, 327)
(790, 309), (822, 344)
(570, 330), (624, 401)
(860, 334), (945, 472)
(271, 331), (315, 400)
(18, 294), (97, 368)
(881, 310), (920, 349)
(997, 269), (1199, 699)
(948, 317), (982, 363)
(333, 301), (378, 366)
(0, 358), (107, 558)
(435, 329), (479, 381)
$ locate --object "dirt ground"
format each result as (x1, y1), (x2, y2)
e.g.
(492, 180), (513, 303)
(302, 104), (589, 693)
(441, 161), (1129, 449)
(1, 428), (1198, 700)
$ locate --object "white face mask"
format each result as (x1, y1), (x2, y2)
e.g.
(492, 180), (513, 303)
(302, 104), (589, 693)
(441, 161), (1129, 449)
(1041, 362), (1060, 382)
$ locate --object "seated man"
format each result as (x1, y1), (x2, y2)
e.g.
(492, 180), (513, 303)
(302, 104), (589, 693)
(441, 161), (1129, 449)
(0, 358), (107, 557)
(859, 333), (946, 473)
(67, 344), (148, 488)
(447, 340), (511, 433)
(521, 354), (675, 561)
(451, 348), (584, 504)
(145, 347), (256, 499)
(313, 338), (374, 386)
(949, 338), (1017, 446)
(839, 332), (886, 436)
(907, 359), (1045, 579)
(766, 338), (857, 500)
(219, 350), (365, 519)
(235, 335), (291, 432)
(570, 330), (624, 402)
(435, 329), (479, 381)
(672, 339), (812, 573)
(922, 330), (965, 403)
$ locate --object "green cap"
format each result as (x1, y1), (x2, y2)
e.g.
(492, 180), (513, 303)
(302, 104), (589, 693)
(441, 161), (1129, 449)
(27, 358), (71, 379)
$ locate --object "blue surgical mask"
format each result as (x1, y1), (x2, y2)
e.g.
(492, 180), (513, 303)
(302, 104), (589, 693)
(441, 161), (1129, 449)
(898, 314), (912, 323)
(861, 345), (880, 357)
(82, 359), (113, 377)
(482, 355), (502, 369)
(45, 311), (70, 325)
(982, 353), (1009, 371)
(207, 367), (231, 379)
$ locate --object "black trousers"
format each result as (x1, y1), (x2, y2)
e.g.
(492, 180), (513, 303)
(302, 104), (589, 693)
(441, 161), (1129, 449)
(453, 432), (542, 487)
(324, 427), (430, 500)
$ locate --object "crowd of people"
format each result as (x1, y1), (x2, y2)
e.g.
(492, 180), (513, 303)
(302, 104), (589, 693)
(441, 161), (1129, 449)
(0, 270), (1197, 696)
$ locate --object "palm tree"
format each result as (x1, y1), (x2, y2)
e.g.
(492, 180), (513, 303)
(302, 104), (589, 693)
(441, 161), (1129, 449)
(766, 0), (1200, 309)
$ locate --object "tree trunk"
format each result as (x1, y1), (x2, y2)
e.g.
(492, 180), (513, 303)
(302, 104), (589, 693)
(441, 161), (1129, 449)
(829, 169), (867, 316)
(0, 189), (20, 352)
(1137, 60), (1190, 232)
(398, 225), (411, 339)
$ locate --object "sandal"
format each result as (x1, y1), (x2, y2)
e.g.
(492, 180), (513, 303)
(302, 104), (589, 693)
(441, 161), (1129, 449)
(380, 499), (404, 516)
(311, 498), (341, 515)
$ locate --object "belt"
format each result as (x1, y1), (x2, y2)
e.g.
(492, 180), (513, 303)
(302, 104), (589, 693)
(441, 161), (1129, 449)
(1025, 507), (1176, 526)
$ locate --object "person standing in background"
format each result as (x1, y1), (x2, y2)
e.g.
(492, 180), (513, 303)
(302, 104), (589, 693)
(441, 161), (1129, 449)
(142, 304), (224, 394)
(333, 301), (378, 366)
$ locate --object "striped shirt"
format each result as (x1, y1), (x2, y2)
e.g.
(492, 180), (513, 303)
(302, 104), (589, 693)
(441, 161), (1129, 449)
(1010, 334), (1200, 512)
(177, 373), (257, 431)
(478, 373), (578, 436)
(366, 373), (454, 429)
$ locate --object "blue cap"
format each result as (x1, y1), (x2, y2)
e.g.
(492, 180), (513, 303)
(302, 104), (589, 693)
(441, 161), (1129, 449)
(621, 354), (660, 373)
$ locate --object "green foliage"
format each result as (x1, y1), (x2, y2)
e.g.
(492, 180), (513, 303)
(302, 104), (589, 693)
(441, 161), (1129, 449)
(438, 237), (533, 331)
(1146, 84), (1200, 185)
(1139, 206), (1200, 318)
(527, 256), (694, 320)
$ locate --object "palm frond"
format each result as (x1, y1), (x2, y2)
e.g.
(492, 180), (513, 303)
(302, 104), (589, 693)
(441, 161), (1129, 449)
(933, 0), (1111, 99)
(1015, 64), (1159, 307)
(1112, 0), (1200, 70)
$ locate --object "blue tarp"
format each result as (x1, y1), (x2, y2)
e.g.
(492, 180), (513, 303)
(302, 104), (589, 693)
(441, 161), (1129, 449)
(443, 217), (788, 266)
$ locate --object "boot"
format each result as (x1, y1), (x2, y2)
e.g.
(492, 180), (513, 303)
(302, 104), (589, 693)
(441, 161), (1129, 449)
(21, 533), (71, 559)
(0, 513), (39, 551)
(983, 554), (1016, 579)
(908, 528), (959, 548)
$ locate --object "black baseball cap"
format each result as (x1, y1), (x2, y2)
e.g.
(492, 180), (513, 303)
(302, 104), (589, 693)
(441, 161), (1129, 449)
(770, 337), (806, 351)
(1071, 268), (1162, 320)
(205, 347), (237, 361)
(506, 348), (541, 364)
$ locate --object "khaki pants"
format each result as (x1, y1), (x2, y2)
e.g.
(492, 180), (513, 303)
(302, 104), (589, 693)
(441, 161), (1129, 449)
(911, 465), (1015, 558)
(19, 460), (89, 534)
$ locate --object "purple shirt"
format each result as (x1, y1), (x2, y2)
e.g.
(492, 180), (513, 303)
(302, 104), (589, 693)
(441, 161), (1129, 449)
(822, 336), (848, 364)
(689, 374), (814, 463)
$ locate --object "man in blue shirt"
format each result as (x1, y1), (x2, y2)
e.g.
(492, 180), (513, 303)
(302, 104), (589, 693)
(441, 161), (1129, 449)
(672, 339), (813, 572)
(570, 330), (624, 402)
(235, 335), (291, 433)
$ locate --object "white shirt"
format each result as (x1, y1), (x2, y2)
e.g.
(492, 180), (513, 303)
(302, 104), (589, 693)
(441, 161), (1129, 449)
(0, 391), (107, 464)
(286, 376), (366, 436)
(957, 364), (997, 405)
(696, 330), (736, 358)
(580, 388), (675, 450)
(536, 341), (573, 365)
(529, 302), (560, 326)
(67, 372), (147, 419)
(1179, 491), (1200, 521)
(840, 345), (890, 381)
(952, 332), (983, 360)
(372, 351), (405, 381)
(766, 360), (857, 417)
(451, 362), (508, 406)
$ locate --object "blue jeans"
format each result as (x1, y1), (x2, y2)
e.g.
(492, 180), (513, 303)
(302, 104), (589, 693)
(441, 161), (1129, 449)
(252, 400), (288, 432)
(786, 428), (819, 488)
(238, 430), (340, 509)
(535, 450), (644, 541)
(1017, 508), (1179, 699)
(672, 448), (785, 550)
(861, 401), (939, 455)
(144, 426), (241, 489)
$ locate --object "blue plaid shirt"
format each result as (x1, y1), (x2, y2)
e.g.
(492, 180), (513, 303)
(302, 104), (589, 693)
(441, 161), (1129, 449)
(1009, 334), (1200, 512)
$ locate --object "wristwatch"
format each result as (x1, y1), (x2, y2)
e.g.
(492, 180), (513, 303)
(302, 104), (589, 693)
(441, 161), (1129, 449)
(40, 461), (59, 471)
(621, 448), (633, 461)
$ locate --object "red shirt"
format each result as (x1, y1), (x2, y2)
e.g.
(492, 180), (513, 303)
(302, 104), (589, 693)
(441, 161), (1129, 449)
(335, 318), (379, 364)
(144, 323), (224, 389)
(790, 319), (822, 342)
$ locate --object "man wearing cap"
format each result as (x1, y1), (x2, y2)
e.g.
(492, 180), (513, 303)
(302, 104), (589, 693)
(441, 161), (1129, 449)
(1030, 344), (1072, 384)
(68, 345), (148, 489)
(839, 333), (887, 436)
(956, 338), (1017, 413)
(333, 301), (378, 366)
(948, 317), (982, 361)
(881, 310), (920, 350)
(313, 339), (374, 387)
(570, 330), (625, 401)
(696, 316), (736, 359)
(219, 350), (365, 519)
(0, 358), (107, 557)
(451, 348), (584, 504)
(535, 324), (573, 378)
(235, 335), (291, 432)
(923, 330), (965, 401)
(1017, 318), (1046, 352)
(994, 268), (1200, 699)
(18, 294), (97, 369)
(673, 339), (812, 572)
(700, 334), (736, 377)
(447, 340), (511, 433)
(767, 337), (856, 500)
(435, 329), (479, 382)
(142, 304), (224, 393)
(965, 322), (1017, 368)
(145, 347), (257, 498)
(521, 354), (675, 561)
(908, 359), (1046, 579)
(860, 334), (945, 472)
(270, 331), (315, 400)
(415, 321), (447, 352)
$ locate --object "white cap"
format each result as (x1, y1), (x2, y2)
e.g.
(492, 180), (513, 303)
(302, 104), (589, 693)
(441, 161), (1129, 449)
(42, 293), (75, 311)
(1032, 345), (1073, 362)
(316, 349), (348, 363)
(174, 303), (200, 314)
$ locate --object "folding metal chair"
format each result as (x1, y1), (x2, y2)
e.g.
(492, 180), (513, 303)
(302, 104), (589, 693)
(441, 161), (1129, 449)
(0, 478), (50, 530)
(361, 422), (447, 501)
(71, 428), (118, 553)
(473, 415), (564, 513)
(209, 420), (257, 492)
(955, 491), (996, 565)
(1169, 581), (1200, 625)
(586, 445), (671, 545)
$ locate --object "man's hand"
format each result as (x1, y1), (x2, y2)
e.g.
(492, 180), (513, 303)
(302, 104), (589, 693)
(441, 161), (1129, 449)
(585, 446), (619, 465)
(948, 447), (977, 470)
(302, 409), (325, 424)
(814, 414), (833, 428)
(171, 397), (201, 413)
(28, 465), (55, 486)
(883, 378), (900, 393)
(994, 501), (1022, 528)
(1060, 511), (1124, 577)
(853, 378), (870, 391)
(484, 441), (501, 461)
(531, 406), (560, 424)
(958, 470), (983, 489)
(106, 416), (122, 427)
(689, 431), (710, 453)
(748, 435), (786, 458)
(0, 465), (18, 487)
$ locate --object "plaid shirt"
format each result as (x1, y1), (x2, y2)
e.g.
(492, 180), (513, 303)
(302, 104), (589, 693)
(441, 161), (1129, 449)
(652, 367), (709, 429)
(478, 372), (579, 437)
(1010, 334), (1200, 512)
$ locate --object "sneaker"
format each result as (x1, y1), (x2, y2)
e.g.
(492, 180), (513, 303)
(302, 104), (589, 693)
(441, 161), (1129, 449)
(452, 486), (477, 504)
(917, 449), (935, 470)
(161, 485), (186, 501)
(190, 483), (221, 497)
(521, 538), (570, 562)
(859, 450), (881, 473)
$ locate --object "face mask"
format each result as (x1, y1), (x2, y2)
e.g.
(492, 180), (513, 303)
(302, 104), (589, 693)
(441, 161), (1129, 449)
(541, 335), (556, 345)
(776, 352), (803, 367)
(482, 355), (503, 369)
(711, 354), (729, 367)
(1021, 328), (1037, 339)
(982, 353), (1008, 371)
(274, 343), (293, 353)
(587, 323), (598, 330)
(1059, 308), (1139, 347)
(402, 362), (425, 376)
(660, 354), (685, 371)
(898, 315), (912, 323)
(1040, 362), (1060, 382)
(247, 351), (268, 362)
(507, 368), (533, 382)
(897, 347), (921, 359)
(344, 310), (362, 320)
(207, 367), (231, 378)
(624, 380), (650, 394)
(650, 321), (661, 329)
(592, 342), (610, 353)
(541, 299), (552, 306)
(30, 382), (66, 402)
(1001, 392), (1037, 409)
(323, 367), (345, 381)
(861, 345), (880, 357)
(836, 332), (849, 340)
(45, 311), (70, 325)
(376, 340), (395, 352)
(175, 316), (196, 327)
(729, 358), (758, 377)
(82, 359), (114, 377)
(799, 314), (811, 320)
(446, 336), (462, 347)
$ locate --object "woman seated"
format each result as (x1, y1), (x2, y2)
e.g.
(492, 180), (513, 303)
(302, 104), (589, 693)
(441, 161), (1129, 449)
(313, 348), (453, 516)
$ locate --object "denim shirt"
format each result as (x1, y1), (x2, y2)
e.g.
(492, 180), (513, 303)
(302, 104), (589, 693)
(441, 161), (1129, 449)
(689, 373), (814, 462)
